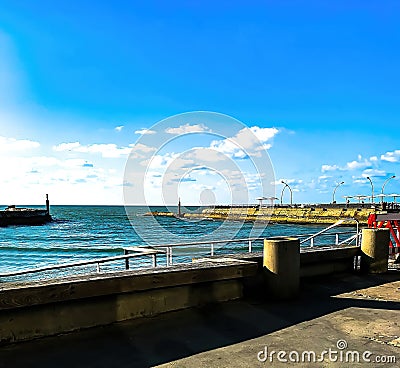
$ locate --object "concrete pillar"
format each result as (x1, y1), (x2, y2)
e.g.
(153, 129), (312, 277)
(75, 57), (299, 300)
(360, 228), (390, 273)
(263, 237), (300, 300)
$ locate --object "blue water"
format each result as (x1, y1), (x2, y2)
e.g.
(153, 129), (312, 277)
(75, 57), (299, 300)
(0, 206), (356, 281)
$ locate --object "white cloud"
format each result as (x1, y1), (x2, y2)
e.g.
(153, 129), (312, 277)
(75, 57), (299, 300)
(62, 158), (93, 168)
(53, 142), (80, 152)
(129, 143), (158, 162)
(131, 125), (279, 204)
(135, 128), (156, 135)
(345, 159), (371, 170)
(232, 126), (278, 151)
(115, 125), (124, 132)
(29, 156), (60, 168)
(281, 179), (303, 184)
(53, 141), (134, 158)
(381, 150), (400, 163)
(318, 175), (332, 180)
(165, 123), (211, 135)
(249, 126), (279, 143)
(145, 152), (178, 170)
(184, 149), (224, 163)
(210, 139), (247, 159)
(322, 156), (371, 172)
(78, 144), (133, 158)
(322, 164), (340, 172)
(130, 143), (157, 154)
(353, 178), (367, 184)
(0, 154), (110, 194)
(362, 169), (387, 178)
(273, 178), (303, 185)
(210, 126), (279, 159)
(0, 136), (40, 152)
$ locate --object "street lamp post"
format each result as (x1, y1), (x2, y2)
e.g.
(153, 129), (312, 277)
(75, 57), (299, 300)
(280, 186), (286, 205)
(332, 181), (344, 204)
(381, 175), (396, 203)
(280, 180), (293, 205)
(366, 176), (374, 204)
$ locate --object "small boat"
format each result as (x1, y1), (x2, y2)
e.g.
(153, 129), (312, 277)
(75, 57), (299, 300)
(0, 195), (52, 226)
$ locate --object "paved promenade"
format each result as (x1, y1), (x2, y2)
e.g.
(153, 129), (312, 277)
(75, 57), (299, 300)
(0, 271), (399, 367)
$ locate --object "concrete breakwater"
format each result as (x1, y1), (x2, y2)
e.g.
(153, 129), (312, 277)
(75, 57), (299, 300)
(0, 194), (51, 227)
(150, 205), (374, 225)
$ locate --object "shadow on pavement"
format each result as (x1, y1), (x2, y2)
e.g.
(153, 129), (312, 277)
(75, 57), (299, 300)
(0, 271), (399, 368)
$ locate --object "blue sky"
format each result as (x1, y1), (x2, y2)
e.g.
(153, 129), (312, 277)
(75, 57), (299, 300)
(0, 1), (399, 205)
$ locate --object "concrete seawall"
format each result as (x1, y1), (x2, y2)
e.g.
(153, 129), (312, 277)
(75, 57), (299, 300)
(0, 259), (256, 344)
(0, 241), (374, 345)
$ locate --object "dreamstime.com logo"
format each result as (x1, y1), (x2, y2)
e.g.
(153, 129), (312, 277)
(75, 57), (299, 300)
(257, 339), (397, 364)
(123, 111), (276, 244)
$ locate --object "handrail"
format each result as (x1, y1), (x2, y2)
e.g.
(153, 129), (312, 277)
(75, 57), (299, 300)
(343, 218), (360, 246)
(338, 231), (361, 246)
(134, 231), (357, 250)
(299, 218), (360, 247)
(300, 220), (344, 244)
(0, 250), (165, 278)
(145, 237), (265, 249)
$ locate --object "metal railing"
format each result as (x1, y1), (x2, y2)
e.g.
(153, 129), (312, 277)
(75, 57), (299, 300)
(128, 221), (360, 266)
(299, 219), (360, 247)
(125, 237), (266, 267)
(0, 249), (165, 278)
(0, 220), (361, 279)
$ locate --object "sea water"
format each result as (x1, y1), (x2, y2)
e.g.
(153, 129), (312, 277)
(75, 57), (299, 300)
(0, 206), (354, 281)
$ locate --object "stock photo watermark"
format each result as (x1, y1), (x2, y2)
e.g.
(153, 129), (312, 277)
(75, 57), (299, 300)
(123, 111), (276, 244)
(257, 339), (397, 364)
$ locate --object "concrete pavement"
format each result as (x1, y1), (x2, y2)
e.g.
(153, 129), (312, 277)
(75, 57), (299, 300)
(0, 271), (399, 367)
